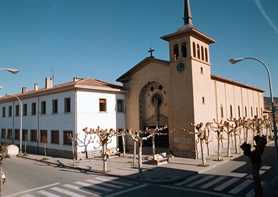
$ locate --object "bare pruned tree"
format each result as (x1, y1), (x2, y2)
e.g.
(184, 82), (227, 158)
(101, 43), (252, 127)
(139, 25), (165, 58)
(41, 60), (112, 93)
(185, 122), (212, 166)
(212, 120), (225, 161)
(223, 121), (234, 157)
(83, 127), (117, 172)
(78, 129), (96, 160)
(67, 132), (79, 166)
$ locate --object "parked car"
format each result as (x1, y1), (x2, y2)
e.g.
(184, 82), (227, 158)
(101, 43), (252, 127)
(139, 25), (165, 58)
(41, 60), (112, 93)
(2, 172), (5, 184)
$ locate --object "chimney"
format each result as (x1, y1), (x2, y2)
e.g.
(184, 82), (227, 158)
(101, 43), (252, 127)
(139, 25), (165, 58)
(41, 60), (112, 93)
(45, 78), (53, 89)
(34, 83), (39, 91)
(22, 87), (27, 94)
(73, 77), (83, 82)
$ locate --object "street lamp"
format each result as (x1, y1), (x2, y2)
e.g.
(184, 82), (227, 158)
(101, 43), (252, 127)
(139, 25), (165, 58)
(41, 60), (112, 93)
(229, 57), (278, 175)
(6, 95), (23, 154)
(0, 68), (19, 74)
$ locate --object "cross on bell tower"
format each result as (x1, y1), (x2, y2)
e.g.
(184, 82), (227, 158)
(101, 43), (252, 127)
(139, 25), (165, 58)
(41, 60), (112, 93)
(148, 47), (155, 58)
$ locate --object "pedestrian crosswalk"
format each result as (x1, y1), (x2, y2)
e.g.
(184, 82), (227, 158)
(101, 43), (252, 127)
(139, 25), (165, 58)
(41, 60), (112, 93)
(6, 176), (142, 197)
(174, 173), (266, 196)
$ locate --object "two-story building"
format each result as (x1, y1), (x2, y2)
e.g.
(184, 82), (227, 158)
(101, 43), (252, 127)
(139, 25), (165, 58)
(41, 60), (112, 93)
(0, 78), (125, 159)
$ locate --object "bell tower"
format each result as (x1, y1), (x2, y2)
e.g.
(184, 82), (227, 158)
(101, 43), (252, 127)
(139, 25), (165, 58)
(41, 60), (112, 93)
(161, 0), (216, 158)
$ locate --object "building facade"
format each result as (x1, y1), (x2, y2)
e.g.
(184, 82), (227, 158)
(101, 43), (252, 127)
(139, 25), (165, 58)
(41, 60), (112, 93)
(0, 78), (125, 159)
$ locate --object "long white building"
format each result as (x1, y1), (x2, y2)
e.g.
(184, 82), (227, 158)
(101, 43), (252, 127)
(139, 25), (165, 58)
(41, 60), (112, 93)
(0, 78), (126, 159)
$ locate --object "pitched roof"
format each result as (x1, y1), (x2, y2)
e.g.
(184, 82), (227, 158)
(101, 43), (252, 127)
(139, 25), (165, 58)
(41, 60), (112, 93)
(0, 78), (124, 102)
(116, 57), (170, 83)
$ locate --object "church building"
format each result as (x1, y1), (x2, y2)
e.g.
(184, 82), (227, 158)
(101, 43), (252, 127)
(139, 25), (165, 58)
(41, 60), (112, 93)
(0, 0), (265, 159)
(117, 0), (265, 158)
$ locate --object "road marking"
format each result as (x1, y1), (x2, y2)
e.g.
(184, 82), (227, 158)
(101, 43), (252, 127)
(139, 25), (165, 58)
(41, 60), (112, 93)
(228, 179), (253, 194)
(187, 175), (214, 187)
(260, 166), (271, 170)
(21, 195), (35, 197)
(174, 174), (203, 186)
(63, 184), (101, 196)
(200, 176), (226, 189)
(245, 181), (267, 197)
(160, 184), (233, 197)
(5, 183), (60, 197)
(75, 181), (114, 192)
(86, 179), (124, 189)
(51, 186), (86, 197)
(105, 184), (148, 197)
(95, 177), (134, 186)
(37, 190), (61, 197)
(214, 177), (240, 191)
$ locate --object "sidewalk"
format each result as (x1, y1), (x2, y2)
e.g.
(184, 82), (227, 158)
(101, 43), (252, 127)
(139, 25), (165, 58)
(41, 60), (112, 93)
(17, 146), (246, 184)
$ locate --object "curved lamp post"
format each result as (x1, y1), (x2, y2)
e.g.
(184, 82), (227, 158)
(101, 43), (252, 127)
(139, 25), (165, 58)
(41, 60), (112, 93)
(0, 68), (19, 74)
(6, 95), (22, 154)
(229, 57), (278, 175)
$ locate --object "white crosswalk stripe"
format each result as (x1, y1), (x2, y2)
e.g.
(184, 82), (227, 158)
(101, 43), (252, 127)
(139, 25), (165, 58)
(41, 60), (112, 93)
(63, 184), (101, 196)
(50, 187), (86, 197)
(174, 174), (203, 186)
(199, 176), (226, 189)
(228, 179), (253, 194)
(187, 175), (214, 187)
(37, 190), (61, 197)
(86, 179), (124, 189)
(75, 181), (114, 192)
(95, 177), (134, 186)
(213, 177), (240, 191)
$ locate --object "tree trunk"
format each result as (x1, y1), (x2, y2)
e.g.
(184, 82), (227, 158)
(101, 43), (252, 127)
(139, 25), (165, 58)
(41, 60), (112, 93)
(138, 140), (143, 175)
(200, 140), (206, 165)
(133, 141), (136, 165)
(102, 143), (107, 172)
(227, 132), (231, 157)
(234, 130), (239, 154)
(121, 134), (126, 156)
(217, 132), (221, 161)
(152, 136), (155, 156)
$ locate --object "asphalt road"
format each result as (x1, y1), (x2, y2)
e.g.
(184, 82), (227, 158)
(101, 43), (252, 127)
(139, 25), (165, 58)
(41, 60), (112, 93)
(2, 143), (277, 197)
(2, 157), (219, 197)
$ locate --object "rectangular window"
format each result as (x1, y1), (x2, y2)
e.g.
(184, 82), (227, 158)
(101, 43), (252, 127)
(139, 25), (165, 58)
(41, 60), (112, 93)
(8, 129), (13, 139)
(2, 107), (5, 117)
(32, 103), (36, 115)
(41, 101), (46, 115)
(31, 130), (37, 142)
(9, 106), (12, 117)
(51, 130), (59, 144)
(15, 105), (19, 116)
(40, 130), (48, 143)
(99, 99), (106, 112)
(220, 105), (224, 119)
(52, 99), (58, 114)
(117, 99), (124, 112)
(230, 105), (233, 118)
(200, 67), (203, 74)
(64, 131), (72, 145)
(15, 129), (19, 140)
(23, 104), (27, 116)
(202, 97), (205, 104)
(1, 129), (6, 139)
(64, 98), (71, 113)
(23, 129), (28, 141)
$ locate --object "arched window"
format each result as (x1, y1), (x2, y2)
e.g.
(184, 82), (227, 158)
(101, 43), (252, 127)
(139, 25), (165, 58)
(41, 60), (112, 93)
(197, 44), (200, 59)
(205, 48), (208, 62)
(173, 44), (179, 60)
(220, 104), (224, 119)
(182, 42), (187, 58)
(245, 106), (247, 117)
(230, 105), (233, 118)
(193, 42), (196, 57)
(238, 106), (241, 117)
(201, 46), (204, 60)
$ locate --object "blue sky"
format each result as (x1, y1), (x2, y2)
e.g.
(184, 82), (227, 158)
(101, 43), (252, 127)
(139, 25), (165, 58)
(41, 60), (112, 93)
(0, 0), (277, 97)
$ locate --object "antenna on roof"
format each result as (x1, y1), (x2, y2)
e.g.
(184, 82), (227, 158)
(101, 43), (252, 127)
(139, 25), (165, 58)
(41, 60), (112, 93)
(49, 69), (59, 85)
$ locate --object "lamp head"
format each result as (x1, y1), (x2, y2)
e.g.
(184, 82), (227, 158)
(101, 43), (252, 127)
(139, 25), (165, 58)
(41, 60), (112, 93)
(6, 68), (19, 74)
(229, 58), (244, 64)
